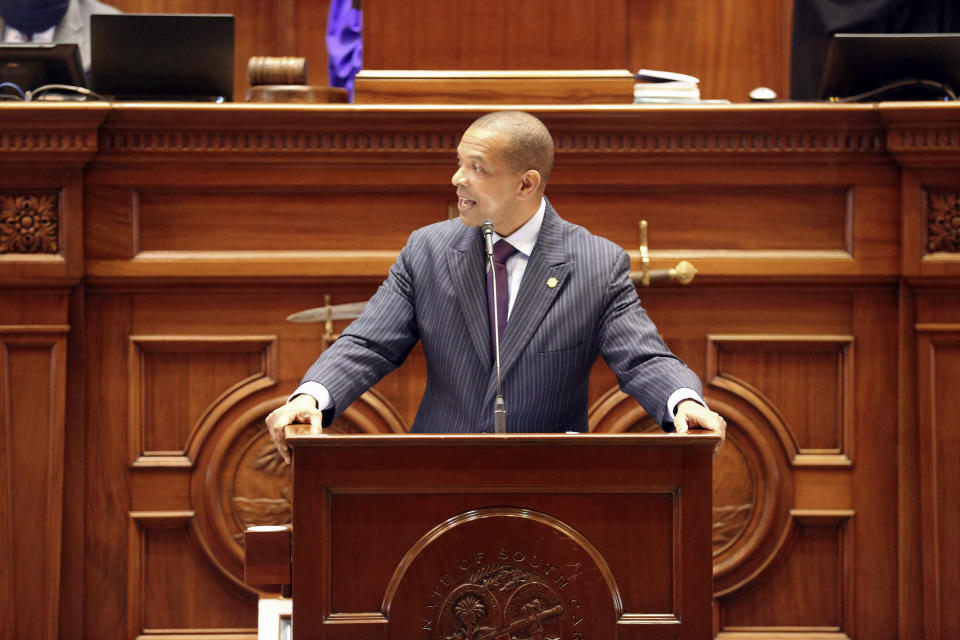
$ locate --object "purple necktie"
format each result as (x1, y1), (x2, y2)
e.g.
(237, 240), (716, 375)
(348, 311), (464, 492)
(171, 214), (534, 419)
(487, 239), (518, 352)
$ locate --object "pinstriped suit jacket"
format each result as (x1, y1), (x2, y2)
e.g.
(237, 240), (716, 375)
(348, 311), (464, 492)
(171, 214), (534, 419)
(301, 200), (702, 433)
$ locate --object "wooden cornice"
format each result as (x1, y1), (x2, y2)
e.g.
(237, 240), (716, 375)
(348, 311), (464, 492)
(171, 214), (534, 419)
(0, 103), (109, 166)
(89, 103), (891, 165)
(2, 102), (958, 168)
(878, 102), (960, 167)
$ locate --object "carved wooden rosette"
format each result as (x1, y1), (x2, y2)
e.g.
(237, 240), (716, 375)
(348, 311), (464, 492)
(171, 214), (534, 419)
(0, 193), (59, 254)
(927, 191), (960, 253)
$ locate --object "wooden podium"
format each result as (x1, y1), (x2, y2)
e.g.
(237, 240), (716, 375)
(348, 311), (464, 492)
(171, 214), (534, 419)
(260, 431), (717, 639)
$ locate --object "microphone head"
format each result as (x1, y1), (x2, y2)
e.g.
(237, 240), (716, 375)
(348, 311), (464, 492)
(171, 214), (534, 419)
(481, 219), (494, 235)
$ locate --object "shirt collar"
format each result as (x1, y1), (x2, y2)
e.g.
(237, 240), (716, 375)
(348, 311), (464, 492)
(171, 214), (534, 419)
(4, 25), (56, 42)
(492, 197), (545, 257)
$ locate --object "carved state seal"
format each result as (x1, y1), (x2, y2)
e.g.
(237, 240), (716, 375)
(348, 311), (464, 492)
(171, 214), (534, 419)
(383, 507), (621, 639)
(438, 564), (565, 640)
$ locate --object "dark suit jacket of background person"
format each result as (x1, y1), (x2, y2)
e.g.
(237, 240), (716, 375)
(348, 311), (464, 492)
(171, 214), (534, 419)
(0, 0), (119, 71)
(301, 200), (703, 434)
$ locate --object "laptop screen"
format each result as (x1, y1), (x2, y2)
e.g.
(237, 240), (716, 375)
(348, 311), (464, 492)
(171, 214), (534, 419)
(90, 13), (234, 101)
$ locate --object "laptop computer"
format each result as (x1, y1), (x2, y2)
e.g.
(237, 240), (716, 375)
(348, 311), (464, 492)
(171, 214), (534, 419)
(90, 13), (234, 101)
(820, 33), (960, 101)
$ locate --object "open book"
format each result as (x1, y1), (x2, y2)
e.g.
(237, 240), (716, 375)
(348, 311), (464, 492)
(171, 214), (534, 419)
(634, 68), (701, 103)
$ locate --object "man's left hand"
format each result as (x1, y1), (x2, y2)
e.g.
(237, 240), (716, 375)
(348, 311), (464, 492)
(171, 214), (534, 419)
(675, 399), (726, 455)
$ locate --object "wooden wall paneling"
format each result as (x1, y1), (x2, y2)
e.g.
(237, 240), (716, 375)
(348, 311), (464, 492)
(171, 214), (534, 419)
(626, 0), (795, 101)
(88, 292), (282, 638)
(126, 335), (277, 465)
(83, 104), (904, 281)
(0, 325), (69, 640)
(114, 286), (417, 635)
(897, 283), (922, 639)
(128, 512), (257, 638)
(548, 160), (898, 279)
(361, 0), (797, 101)
(849, 288), (900, 640)
(613, 285), (897, 639)
(132, 189), (445, 253)
(362, 0), (628, 71)
(123, 324), (284, 635)
(582, 284), (863, 637)
(533, 104), (898, 280)
(721, 511), (853, 635)
(292, 0), (332, 89)
(86, 104), (466, 280)
(554, 184), (853, 251)
(84, 292), (134, 639)
(703, 329), (857, 635)
(916, 321), (960, 640)
(59, 285), (87, 640)
(705, 334), (854, 466)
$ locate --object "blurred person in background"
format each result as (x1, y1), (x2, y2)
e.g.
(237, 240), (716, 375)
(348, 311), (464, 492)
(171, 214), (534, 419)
(0, 0), (119, 71)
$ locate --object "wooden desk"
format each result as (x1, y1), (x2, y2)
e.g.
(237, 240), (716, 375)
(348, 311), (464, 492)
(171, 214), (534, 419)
(1, 101), (958, 640)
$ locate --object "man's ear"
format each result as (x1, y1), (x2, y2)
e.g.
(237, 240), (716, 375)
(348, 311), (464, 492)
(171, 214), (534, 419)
(517, 169), (542, 198)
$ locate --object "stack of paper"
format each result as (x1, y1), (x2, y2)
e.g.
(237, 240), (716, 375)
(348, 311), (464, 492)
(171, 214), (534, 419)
(634, 69), (701, 103)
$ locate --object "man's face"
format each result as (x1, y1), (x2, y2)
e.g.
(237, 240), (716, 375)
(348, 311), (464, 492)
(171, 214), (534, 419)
(452, 126), (526, 234)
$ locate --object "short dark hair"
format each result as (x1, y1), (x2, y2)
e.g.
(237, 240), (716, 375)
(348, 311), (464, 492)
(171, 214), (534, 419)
(468, 111), (554, 186)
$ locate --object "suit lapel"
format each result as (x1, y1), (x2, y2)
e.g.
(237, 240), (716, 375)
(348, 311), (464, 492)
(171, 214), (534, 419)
(486, 203), (571, 400)
(447, 228), (493, 368)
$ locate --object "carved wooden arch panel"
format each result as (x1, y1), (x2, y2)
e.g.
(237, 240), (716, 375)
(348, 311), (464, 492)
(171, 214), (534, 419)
(588, 359), (857, 635)
(128, 347), (408, 636)
(588, 380), (794, 597)
(189, 385), (408, 592)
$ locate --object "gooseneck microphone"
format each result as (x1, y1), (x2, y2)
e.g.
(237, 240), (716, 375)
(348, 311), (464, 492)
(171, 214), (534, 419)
(481, 220), (507, 434)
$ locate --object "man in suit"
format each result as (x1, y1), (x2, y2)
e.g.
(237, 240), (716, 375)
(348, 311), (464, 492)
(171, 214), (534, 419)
(267, 111), (725, 462)
(0, 0), (119, 72)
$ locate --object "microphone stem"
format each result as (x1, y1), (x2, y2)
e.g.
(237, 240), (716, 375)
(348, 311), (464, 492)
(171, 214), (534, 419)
(489, 248), (506, 434)
(483, 221), (507, 434)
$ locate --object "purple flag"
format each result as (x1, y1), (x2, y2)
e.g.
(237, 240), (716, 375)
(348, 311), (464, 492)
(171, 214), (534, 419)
(326, 0), (362, 101)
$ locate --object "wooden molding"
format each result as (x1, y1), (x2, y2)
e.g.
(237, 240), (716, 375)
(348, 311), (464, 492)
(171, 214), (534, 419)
(880, 103), (960, 167)
(0, 103), (106, 165)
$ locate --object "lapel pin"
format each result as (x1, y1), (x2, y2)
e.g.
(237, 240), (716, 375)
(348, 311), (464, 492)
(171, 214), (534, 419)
(546, 277), (559, 288)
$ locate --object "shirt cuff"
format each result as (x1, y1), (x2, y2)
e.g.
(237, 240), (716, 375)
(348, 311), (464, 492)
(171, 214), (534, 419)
(289, 381), (334, 412)
(667, 387), (706, 418)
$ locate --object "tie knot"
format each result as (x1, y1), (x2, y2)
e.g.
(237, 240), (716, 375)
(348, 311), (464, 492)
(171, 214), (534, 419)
(493, 239), (517, 264)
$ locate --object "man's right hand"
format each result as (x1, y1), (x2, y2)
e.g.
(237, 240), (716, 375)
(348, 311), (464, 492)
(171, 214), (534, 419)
(265, 394), (325, 464)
